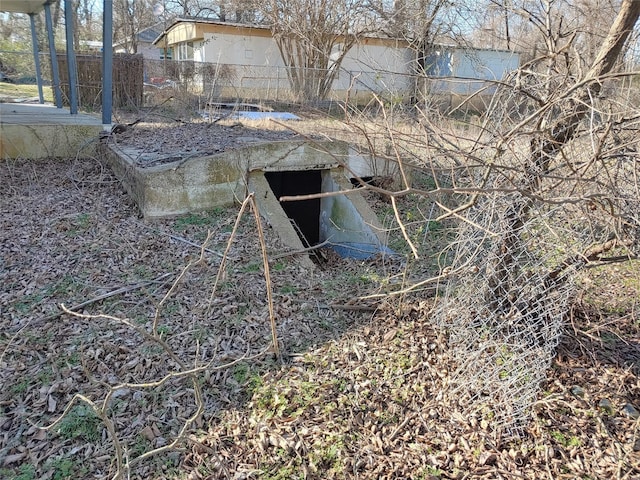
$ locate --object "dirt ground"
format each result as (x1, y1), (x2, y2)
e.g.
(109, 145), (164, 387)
(1, 121), (639, 479)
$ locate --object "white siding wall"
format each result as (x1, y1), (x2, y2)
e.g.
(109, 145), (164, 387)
(453, 49), (519, 80)
(137, 44), (163, 60)
(430, 48), (520, 95)
(338, 42), (413, 95)
(202, 32), (283, 66)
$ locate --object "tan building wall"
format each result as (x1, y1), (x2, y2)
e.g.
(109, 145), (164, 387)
(155, 19), (518, 103)
(201, 29), (283, 67)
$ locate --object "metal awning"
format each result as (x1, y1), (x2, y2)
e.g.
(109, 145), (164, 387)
(0, 1), (52, 14)
(0, 0), (112, 126)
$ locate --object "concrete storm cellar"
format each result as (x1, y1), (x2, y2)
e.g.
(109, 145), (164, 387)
(101, 139), (396, 263)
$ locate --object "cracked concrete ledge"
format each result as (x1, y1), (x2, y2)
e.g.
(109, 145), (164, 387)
(1, 103), (103, 160)
(1, 123), (102, 159)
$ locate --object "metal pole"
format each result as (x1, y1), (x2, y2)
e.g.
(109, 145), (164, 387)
(44, 1), (63, 108)
(64, 0), (78, 114)
(29, 13), (44, 104)
(102, 0), (113, 126)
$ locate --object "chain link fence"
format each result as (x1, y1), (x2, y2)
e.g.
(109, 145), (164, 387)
(1, 48), (505, 113)
(142, 59), (414, 106)
(430, 79), (640, 435)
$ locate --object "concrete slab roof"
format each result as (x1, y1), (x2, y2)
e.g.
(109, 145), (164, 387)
(0, 103), (102, 126)
(0, 1), (53, 14)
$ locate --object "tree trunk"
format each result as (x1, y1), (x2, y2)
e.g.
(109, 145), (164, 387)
(488, 0), (640, 304)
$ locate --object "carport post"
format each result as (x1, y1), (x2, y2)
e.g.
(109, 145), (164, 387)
(44, 1), (63, 108)
(102, 0), (113, 126)
(64, 0), (79, 114)
(29, 13), (44, 104)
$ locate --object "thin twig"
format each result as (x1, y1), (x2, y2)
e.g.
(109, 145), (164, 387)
(66, 273), (173, 314)
(330, 303), (379, 312)
(391, 195), (419, 259)
(153, 230), (215, 336)
(0, 273), (173, 366)
(249, 193), (281, 362)
(208, 195), (253, 308)
(130, 220), (225, 258)
(269, 239), (331, 259)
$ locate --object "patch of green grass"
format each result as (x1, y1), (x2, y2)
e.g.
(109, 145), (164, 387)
(141, 344), (164, 356)
(0, 463), (36, 480)
(156, 325), (172, 337)
(217, 280), (236, 292)
(240, 262), (261, 273)
(174, 213), (210, 229)
(129, 435), (153, 458)
(425, 219), (444, 233)
(56, 404), (101, 442)
(425, 465), (443, 477)
(232, 362), (251, 384)
(37, 366), (53, 385)
(24, 330), (53, 345)
(13, 276), (84, 314)
(48, 456), (87, 480)
(579, 260), (640, 314)
(64, 213), (93, 236)
(13, 293), (44, 314)
(272, 261), (287, 272)
(261, 464), (304, 480)
(10, 379), (30, 395)
(308, 434), (345, 473)
(75, 213), (92, 229)
(352, 272), (378, 285)
(299, 381), (319, 402)
(132, 264), (154, 279)
(279, 284), (297, 294)
(550, 430), (581, 448)
(415, 173), (438, 191)
(49, 275), (82, 296)
(0, 82), (54, 102)
(161, 301), (181, 315)
(66, 351), (81, 366)
(173, 208), (225, 231)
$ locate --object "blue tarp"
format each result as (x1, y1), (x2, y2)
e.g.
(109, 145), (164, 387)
(235, 111), (301, 121)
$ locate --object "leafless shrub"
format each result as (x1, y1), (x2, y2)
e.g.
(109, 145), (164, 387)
(344, 1), (640, 436)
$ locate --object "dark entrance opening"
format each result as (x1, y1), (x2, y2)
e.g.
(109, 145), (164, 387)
(264, 170), (321, 247)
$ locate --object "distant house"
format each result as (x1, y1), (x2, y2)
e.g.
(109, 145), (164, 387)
(115, 24), (167, 60)
(78, 40), (103, 53)
(152, 17), (520, 105)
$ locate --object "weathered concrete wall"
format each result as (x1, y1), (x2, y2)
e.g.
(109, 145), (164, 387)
(0, 124), (101, 159)
(320, 171), (387, 246)
(101, 146), (245, 218)
(102, 140), (352, 217)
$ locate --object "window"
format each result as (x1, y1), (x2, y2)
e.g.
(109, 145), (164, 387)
(177, 42), (194, 61)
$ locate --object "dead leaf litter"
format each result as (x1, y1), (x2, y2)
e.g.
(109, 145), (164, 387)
(1, 135), (639, 479)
